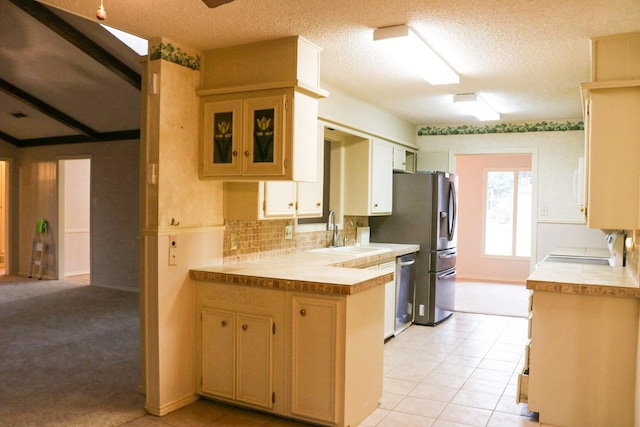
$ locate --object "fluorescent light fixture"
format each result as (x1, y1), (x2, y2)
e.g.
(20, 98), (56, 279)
(453, 93), (500, 121)
(373, 24), (459, 85)
(101, 24), (148, 56)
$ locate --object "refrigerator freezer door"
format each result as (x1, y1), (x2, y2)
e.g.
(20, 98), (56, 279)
(414, 266), (456, 326)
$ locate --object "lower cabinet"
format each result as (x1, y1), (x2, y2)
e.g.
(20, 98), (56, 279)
(290, 295), (340, 424)
(196, 282), (286, 414)
(527, 291), (638, 427)
(200, 308), (274, 409)
(195, 281), (385, 427)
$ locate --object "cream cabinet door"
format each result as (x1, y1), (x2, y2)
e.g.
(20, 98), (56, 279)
(371, 139), (393, 214)
(201, 308), (235, 399)
(201, 100), (243, 177)
(296, 123), (325, 218)
(200, 308), (274, 409)
(290, 295), (339, 424)
(264, 181), (296, 218)
(585, 85), (640, 229)
(236, 313), (274, 408)
(392, 145), (407, 172)
(242, 94), (287, 177)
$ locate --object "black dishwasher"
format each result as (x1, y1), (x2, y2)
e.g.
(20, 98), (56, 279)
(395, 253), (416, 334)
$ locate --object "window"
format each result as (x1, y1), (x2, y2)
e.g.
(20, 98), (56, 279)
(484, 169), (532, 257)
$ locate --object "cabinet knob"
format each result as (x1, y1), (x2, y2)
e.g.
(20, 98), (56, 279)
(374, 203), (379, 208)
(316, 202), (321, 207)
(244, 150), (250, 156)
(232, 150), (238, 157)
(299, 309), (306, 316)
(221, 320), (227, 327)
(242, 324), (248, 331)
(288, 202), (294, 208)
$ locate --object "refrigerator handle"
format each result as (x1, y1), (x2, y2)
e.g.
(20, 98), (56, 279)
(439, 252), (457, 259)
(438, 270), (457, 280)
(448, 180), (457, 241)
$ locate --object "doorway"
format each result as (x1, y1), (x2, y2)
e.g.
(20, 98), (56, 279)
(453, 153), (533, 317)
(58, 158), (91, 283)
(0, 160), (7, 276)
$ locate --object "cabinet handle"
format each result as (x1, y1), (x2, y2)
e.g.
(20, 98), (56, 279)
(244, 150), (250, 156)
(242, 324), (248, 331)
(299, 309), (306, 316)
(316, 202), (321, 207)
(288, 202), (294, 208)
(221, 320), (227, 327)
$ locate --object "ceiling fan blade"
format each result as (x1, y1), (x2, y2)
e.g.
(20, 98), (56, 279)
(202, 0), (234, 8)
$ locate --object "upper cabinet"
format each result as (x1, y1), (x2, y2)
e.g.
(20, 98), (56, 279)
(392, 144), (417, 173)
(581, 84), (640, 229)
(201, 93), (286, 177)
(198, 36), (327, 182)
(343, 137), (393, 216)
(223, 123), (325, 220)
(590, 33), (640, 82)
(201, 90), (290, 179)
(580, 32), (640, 230)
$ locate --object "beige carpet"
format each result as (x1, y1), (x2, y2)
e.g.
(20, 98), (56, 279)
(455, 280), (529, 318)
(0, 277), (145, 426)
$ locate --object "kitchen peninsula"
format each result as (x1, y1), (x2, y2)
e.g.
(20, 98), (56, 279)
(190, 243), (418, 427)
(521, 250), (640, 427)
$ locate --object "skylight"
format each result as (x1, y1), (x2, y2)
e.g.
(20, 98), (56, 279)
(100, 24), (148, 56)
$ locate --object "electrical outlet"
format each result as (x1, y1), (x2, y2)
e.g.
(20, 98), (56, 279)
(284, 225), (293, 240)
(231, 232), (238, 250)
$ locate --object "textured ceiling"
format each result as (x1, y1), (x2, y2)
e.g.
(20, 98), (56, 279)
(31, 0), (640, 126)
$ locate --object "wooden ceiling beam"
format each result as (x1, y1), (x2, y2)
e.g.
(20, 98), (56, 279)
(9, 0), (141, 90)
(14, 129), (141, 148)
(0, 131), (20, 146)
(0, 77), (100, 140)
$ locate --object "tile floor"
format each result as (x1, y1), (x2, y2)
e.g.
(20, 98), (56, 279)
(123, 312), (546, 427)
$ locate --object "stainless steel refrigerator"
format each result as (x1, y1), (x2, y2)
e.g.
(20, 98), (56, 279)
(370, 171), (457, 326)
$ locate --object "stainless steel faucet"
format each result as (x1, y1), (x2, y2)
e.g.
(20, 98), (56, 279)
(327, 210), (339, 247)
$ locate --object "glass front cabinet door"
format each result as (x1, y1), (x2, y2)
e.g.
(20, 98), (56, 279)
(242, 94), (286, 177)
(201, 92), (287, 178)
(202, 99), (243, 176)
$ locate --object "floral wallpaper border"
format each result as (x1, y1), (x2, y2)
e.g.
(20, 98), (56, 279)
(418, 120), (584, 136)
(149, 43), (200, 71)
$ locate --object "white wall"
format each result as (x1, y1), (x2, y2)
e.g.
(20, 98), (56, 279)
(535, 223), (608, 262)
(417, 129), (589, 265)
(318, 83), (417, 148)
(62, 158), (91, 276)
(17, 140), (139, 285)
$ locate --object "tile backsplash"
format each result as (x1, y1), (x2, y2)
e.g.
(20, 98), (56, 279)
(223, 216), (369, 263)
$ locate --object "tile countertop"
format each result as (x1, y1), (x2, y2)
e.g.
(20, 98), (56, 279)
(527, 246), (640, 298)
(189, 243), (420, 296)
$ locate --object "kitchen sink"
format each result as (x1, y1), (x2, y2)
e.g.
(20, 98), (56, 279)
(542, 255), (610, 266)
(307, 246), (392, 256)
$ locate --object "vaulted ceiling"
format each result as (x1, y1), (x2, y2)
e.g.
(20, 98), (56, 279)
(2, 0), (640, 148)
(0, 0), (141, 147)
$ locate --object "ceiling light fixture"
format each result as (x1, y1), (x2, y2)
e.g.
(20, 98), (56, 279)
(453, 93), (500, 121)
(96, 0), (106, 21)
(373, 24), (459, 85)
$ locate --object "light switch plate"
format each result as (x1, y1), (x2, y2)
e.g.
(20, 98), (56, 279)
(284, 225), (293, 240)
